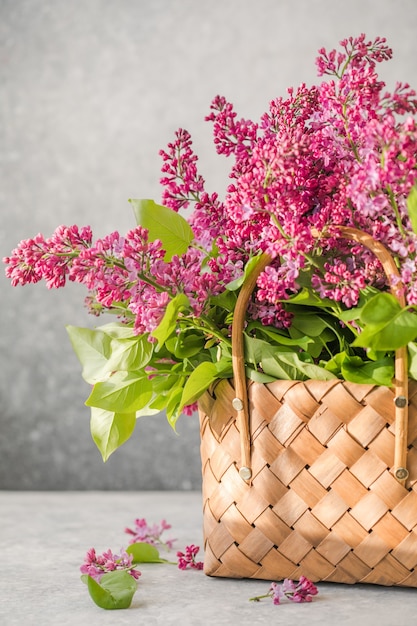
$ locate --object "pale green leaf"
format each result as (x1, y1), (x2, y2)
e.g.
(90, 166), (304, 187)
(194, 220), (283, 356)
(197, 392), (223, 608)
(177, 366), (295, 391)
(86, 571), (137, 610)
(407, 184), (417, 236)
(288, 313), (331, 338)
(225, 254), (263, 291)
(353, 294), (417, 350)
(246, 368), (278, 383)
(166, 385), (184, 429)
(106, 335), (154, 372)
(285, 287), (336, 308)
(324, 351), (394, 386)
(99, 322), (138, 339)
(151, 294), (189, 348)
(360, 292), (401, 325)
(341, 355), (394, 386)
(179, 360), (231, 410)
(246, 321), (312, 349)
(66, 325), (112, 383)
(129, 198), (194, 261)
(86, 372), (153, 413)
(165, 332), (204, 358)
(90, 407), (136, 461)
(126, 542), (170, 564)
(408, 342), (417, 381)
(278, 352), (337, 381)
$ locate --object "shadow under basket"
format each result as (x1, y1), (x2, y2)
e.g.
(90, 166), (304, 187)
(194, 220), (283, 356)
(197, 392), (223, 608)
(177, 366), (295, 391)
(199, 378), (417, 586)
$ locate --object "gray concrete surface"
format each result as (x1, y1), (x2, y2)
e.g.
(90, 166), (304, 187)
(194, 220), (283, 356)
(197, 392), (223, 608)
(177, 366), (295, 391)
(1, 1), (417, 489)
(1, 491), (416, 625)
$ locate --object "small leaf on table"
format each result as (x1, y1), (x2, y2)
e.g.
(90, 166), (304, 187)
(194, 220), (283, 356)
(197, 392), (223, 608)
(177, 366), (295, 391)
(86, 571), (137, 610)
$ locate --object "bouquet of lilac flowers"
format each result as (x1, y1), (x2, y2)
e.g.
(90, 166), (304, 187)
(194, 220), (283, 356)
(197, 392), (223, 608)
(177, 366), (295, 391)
(4, 34), (417, 461)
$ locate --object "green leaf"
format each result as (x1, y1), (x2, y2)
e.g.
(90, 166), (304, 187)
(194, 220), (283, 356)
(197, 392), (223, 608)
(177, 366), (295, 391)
(285, 287), (336, 308)
(99, 322), (137, 339)
(324, 351), (394, 386)
(66, 325), (112, 384)
(246, 368), (279, 383)
(86, 372), (153, 413)
(360, 292), (401, 325)
(225, 254), (263, 291)
(244, 335), (336, 381)
(90, 407), (136, 461)
(135, 403), (164, 417)
(277, 352), (337, 381)
(408, 342), (417, 381)
(341, 355), (394, 386)
(288, 312), (332, 338)
(166, 331), (205, 358)
(407, 184), (417, 236)
(338, 307), (363, 322)
(246, 321), (312, 349)
(353, 293), (417, 351)
(129, 198), (194, 261)
(244, 335), (276, 367)
(151, 294), (190, 349)
(166, 385), (185, 429)
(106, 335), (154, 372)
(179, 359), (232, 410)
(67, 324), (154, 382)
(244, 336), (292, 379)
(126, 542), (171, 564)
(323, 351), (345, 376)
(86, 571), (137, 610)
(149, 372), (179, 395)
(338, 286), (381, 323)
(209, 289), (237, 312)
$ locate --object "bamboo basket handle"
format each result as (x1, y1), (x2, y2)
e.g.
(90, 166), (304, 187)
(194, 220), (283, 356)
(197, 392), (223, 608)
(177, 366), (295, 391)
(231, 226), (409, 485)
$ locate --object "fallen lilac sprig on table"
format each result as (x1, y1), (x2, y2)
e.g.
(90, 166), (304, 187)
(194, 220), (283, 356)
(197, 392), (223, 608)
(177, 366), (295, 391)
(80, 517), (203, 610)
(80, 517), (318, 611)
(249, 577), (319, 605)
(80, 547), (141, 583)
(176, 544), (204, 570)
(124, 517), (175, 550)
(80, 547), (142, 610)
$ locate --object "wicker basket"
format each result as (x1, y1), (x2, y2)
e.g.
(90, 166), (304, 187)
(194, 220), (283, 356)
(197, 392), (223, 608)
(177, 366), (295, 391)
(199, 228), (417, 586)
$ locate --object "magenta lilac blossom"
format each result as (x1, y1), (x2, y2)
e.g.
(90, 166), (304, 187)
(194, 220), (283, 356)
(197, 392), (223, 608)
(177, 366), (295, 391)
(176, 544), (204, 570)
(6, 35), (417, 322)
(5, 34), (417, 441)
(250, 576), (319, 604)
(124, 518), (176, 550)
(80, 547), (141, 583)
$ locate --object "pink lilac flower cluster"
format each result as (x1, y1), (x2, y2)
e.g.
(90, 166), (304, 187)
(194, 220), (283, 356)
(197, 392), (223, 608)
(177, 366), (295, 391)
(124, 517), (175, 550)
(4, 34), (417, 334)
(80, 516), (203, 588)
(176, 544), (204, 570)
(250, 576), (319, 605)
(159, 34), (417, 313)
(80, 547), (141, 583)
(3, 224), (226, 336)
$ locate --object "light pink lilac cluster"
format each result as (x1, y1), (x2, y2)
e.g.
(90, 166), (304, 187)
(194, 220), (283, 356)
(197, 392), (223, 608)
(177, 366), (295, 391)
(80, 547), (141, 583)
(124, 517), (175, 550)
(176, 544), (204, 570)
(4, 34), (417, 333)
(250, 576), (319, 604)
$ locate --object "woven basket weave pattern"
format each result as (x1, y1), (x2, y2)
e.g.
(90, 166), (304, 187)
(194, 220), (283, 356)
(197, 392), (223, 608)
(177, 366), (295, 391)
(199, 378), (417, 586)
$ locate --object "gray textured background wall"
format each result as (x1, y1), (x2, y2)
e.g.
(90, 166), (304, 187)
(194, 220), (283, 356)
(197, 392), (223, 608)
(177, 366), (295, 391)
(1, 0), (416, 490)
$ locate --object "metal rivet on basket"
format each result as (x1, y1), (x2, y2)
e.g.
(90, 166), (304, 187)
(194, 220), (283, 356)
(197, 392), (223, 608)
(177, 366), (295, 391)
(395, 467), (409, 480)
(394, 395), (408, 408)
(232, 397), (244, 411)
(239, 466), (252, 481)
